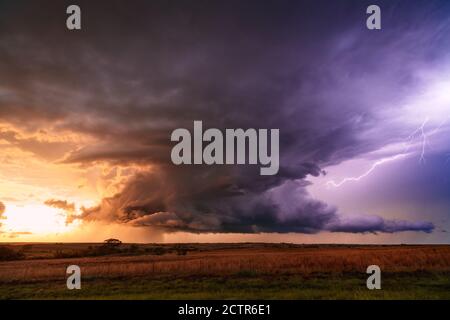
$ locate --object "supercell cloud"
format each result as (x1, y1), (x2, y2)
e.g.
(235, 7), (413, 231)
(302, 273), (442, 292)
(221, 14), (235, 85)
(1, 0), (449, 236)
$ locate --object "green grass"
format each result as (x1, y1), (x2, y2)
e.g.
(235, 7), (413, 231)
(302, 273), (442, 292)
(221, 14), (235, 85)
(1, 272), (449, 300)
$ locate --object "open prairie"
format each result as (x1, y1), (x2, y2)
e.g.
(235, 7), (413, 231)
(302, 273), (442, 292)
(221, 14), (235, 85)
(0, 243), (449, 299)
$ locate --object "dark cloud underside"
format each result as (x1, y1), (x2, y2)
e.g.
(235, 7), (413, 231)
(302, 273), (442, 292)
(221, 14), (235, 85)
(1, 0), (447, 234)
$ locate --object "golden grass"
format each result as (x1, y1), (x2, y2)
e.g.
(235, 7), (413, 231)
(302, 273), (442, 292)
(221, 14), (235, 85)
(0, 245), (449, 283)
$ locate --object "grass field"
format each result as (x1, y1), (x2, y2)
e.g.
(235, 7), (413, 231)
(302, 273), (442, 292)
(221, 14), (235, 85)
(0, 243), (449, 299)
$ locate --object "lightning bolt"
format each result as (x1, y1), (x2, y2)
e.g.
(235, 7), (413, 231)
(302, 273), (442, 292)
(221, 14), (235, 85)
(404, 116), (449, 164)
(325, 153), (408, 188)
(326, 116), (449, 188)
(404, 117), (429, 163)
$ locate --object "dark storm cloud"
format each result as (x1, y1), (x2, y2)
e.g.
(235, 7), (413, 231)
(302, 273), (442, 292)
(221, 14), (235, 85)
(76, 167), (434, 234)
(326, 215), (434, 234)
(1, 0), (447, 233)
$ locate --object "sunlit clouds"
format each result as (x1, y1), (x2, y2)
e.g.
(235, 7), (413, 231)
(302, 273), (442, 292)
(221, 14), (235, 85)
(1, 0), (450, 243)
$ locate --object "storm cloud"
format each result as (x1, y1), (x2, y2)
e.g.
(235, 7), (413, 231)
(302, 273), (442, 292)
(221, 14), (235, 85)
(1, 0), (447, 235)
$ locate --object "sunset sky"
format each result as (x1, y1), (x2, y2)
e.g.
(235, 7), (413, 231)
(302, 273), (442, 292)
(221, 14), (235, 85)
(0, 0), (449, 243)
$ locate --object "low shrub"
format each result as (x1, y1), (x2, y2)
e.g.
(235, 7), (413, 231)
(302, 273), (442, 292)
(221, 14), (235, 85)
(0, 246), (25, 261)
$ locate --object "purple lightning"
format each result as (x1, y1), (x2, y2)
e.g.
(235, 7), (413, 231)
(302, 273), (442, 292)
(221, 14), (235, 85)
(325, 153), (408, 188)
(404, 116), (449, 164)
(326, 116), (449, 188)
(404, 117), (429, 163)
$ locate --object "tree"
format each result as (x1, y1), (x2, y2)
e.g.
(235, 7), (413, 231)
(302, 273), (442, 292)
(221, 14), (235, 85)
(103, 238), (122, 247)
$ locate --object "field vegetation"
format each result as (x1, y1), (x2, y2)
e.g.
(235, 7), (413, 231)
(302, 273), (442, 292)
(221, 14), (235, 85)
(0, 243), (449, 299)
